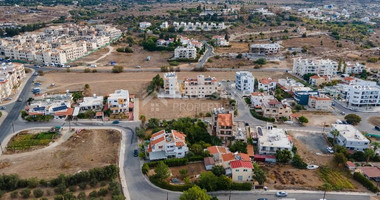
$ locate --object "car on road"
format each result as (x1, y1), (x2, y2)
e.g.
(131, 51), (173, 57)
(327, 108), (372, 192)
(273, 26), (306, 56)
(341, 111), (345, 115)
(112, 120), (119, 124)
(257, 198), (268, 200)
(17, 98), (22, 102)
(326, 147), (334, 154)
(375, 126), (380, 131)
(0, 106), (6, 110)
(276, 191), (288, 197)
(133, 149), (139, 157)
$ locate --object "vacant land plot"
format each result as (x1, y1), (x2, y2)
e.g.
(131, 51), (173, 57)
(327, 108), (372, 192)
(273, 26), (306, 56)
(6, 130), (58, 153)
(368, 116), (380, 126)
(296, 110), (343, 127)
(318, 167), (355, 190)
(215, 42), (249, 54)
(0, 6), (72, 24)
(170, 162), (206, 181)
(205, 56), (290, 70)
(140, 98), (229, 120)
(0, 129), (120, 179)
(37, 71), (290, 98)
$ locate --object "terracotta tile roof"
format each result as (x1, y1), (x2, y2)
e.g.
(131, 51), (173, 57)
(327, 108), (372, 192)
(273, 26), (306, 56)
(218, 113), (233, 126)
(259, 78), (276, 84)
(344, 77), (355, 81)
(237, 153), (251, 161)
(147, 143), (152, 152)
(172, 130), (186, 140)
(28, 112), (44, 116)
(230, 160), (253, 169)
(247, 144), (255, 157)
(207, 146), (228, 154)
(359, 167), (380, 178)
(176, 141), (185, 147)
(151, 130), (165, 139)
(54, 108), (74, 116)
(95, 112), (103, 117)
(251, 92), (264, 96)
(151, 136), (165, 145)
(204, 157), (215, 166)
(222, 153), (235, 162)
(346, 161), (355, 168)
(268, 99), (281, 105)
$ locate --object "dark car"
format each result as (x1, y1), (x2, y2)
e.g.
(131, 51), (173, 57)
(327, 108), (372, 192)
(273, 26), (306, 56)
(257, 198), (268, 200)
(112, 120), (119, 124)
(375, 126), (380, 131)
(133, 149), (139, 157)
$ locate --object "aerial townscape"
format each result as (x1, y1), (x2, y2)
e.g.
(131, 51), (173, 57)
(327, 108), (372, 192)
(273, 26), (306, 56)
(1, 0), (380, 200)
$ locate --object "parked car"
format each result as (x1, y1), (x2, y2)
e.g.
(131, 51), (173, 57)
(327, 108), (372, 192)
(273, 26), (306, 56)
(112, 120), (119, 124)
(257, 198), (268, 200)
(307, 165), (319, 170)
(375, 126), (380, 131)
(17, 98), (22, 102)
(341, 111), (345, 115)
(326, 147), (334, 154)
(0, 106), (6, 110)
(133, 149), (139, 157)
(276, 191), (288, 197)
(335, 119), (343, 124)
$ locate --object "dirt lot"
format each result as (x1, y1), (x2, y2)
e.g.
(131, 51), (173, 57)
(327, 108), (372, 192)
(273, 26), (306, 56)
(170, 162), (206, 181)
(296, 110), (344, 127)
(0, 129), (120, 179)
(215, 42), (249, 54)
(73, 45), (172, 69)
(140, 98), (229, 120)
(0, 6), (72, 24)
(205, 57), (290, 70)
(37, 71), (290, 97)
(368, 116), (380, 126)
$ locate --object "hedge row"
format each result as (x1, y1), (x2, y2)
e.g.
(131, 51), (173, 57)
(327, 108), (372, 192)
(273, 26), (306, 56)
(147, 158), (188, 168)
(188, 156), (204, 162)
(250, 110), (275, 122)
(149, 176), (191, 192)
(230, 182), (253, 191)
(353, 172), (379, 193)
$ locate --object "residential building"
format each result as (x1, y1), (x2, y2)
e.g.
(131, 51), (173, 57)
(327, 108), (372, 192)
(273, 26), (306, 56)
(28, 93), (73, 117)
(331, 124), (370, 151)
(146, 130), (189, 160)
(345, 62), (365, 74)
(174, 46), (196, 59)
(308, 94), (332, 110)
(204, 157), (215, 170)
(207, 146), (230, 162)
(221, 152), (251, 169)
(235, 71), (255, 95)
(107, 89), (129, 114)
(258, 78), (277, 91)
(139, 22), (152, 29)
(78, 94), (104, 111)
(212, 108), (234, 144)
(212, 35), (229, 46)
(343, 80), (380, 108)
(230, 160), (253, 182)
(294, 90), (319, 105)
(257, 123), (293, 155)
(346, 161), (356, 171)
(262, 99), (292, 119)
(160, 21), (169, 29)
(293, 58), (338, 76)
(163, 72), (179, 96)
(250, 43), (280, 55)
(183, 75), (218, 98)
(0, 62), (25, 101)
(172, 21), (225, 31)
(277, 78), (304, 92)
(309, 75), (329, 86)
(250, 92), (275, 107)
(253, 8), (275, 16)
(358, 167), (380, 182)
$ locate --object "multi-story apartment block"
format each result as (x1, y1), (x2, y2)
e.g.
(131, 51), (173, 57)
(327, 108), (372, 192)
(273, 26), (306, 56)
(164, 72), (179, 96)
(262, 99), (292, 119)
(174, 46), (196, 59)
(308, 94), (332, 110)
(139, 22), (152, 29)
(0, 62), (25, 101)
(179, 36), (203, 49)
(235, 71), (255, 95)
(172, 21), (225, 31)
(258, 78), (277, 91)
(331, 124), (369, 151)
(160, 21), (169, 29)
(345, 62), (365, 74)
(345, 84), (380, 108)
(147, 130), (189, 160)
(293, 58), (338, 76)
(257, 123), (293, 155)
(212, 108), (234, 144)
(250, 92), (275, 107)
(107, 89), (129, 114)
(250, 43), (280, 55)
(79, 94), (104, 111)
(183, 75), (218, 98)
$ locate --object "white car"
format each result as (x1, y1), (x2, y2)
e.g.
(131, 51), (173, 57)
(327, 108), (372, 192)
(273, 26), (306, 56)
(276, 191), (288, 197)
(307, 165), (319, 170)
(326, 147), (334, 154)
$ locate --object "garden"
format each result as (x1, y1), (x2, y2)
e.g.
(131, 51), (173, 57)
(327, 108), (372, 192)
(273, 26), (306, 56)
(7, 131), (59, 152)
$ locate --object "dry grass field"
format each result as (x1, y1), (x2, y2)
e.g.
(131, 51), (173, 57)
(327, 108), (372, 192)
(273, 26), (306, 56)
(0, 6), (72, 24)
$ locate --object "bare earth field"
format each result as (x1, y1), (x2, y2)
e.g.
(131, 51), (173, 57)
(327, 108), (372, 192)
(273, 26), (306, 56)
(170, 162), (206, 181)
(205, 57), (290, 70)
(0, 6), (72, 24)
(37, 71), (289, 97)
(73, 45), (172, 69)
(0, 129), (120, 179)
(368, 116), (380, 126)
(215, 42), (249, 54)
(296, 110), (344, 127)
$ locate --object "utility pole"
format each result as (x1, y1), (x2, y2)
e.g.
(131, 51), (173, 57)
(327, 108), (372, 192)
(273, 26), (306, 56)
(323, 189), (326, 200)
(229, 190), (231, 200)
(12, 122), (15, 133)
(166, 192), (168, 200)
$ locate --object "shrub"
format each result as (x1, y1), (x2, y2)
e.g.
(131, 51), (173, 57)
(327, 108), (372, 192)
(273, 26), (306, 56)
(54, 183), (66, 195)
(39, 179), (48, 187)
(230, 182), (252, 190)
(142, 163), (150, 175)
(92, 69), (97, 73)
(84, 68), (91, 73)
(149, 176), (191, 191)
(353, 172), (379, 193)
(292, 154), (307, 169)
(78, 182), (87, 190)
(125, 47), (133, 53)
(68, 185), (76, 192)
(345, 114), (361, 125)
(98, 188), (108, 197)
(33, 189), (44, 198)
(27, 177), (39, 188)
(112, 66), (124, 73)
(77, 191), (86, 200)
(54, 195), (64, 200)
(21, 189), (31, 198)
(147, 158), (188, 168)
(11, 191), (18, 198)
(250, 110), (275, 122)
(89, 191), (98, 198)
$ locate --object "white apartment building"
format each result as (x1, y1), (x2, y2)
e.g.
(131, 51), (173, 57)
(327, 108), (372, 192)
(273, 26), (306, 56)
(183, 75), (218, 98)
(79, 94), (104, 111)
(139, 22), (152, 29)
(107, 89), (129, 114)
(345, 84), (380, 108)
(293, 58), (338, 76)
(212, 35), (229, 46)
(331, 124), (370, 151)
(147, 130), (189, 160)
(257, 123), (293, 155)
(250, 43), (280, 55)
(172, 21), (225, 31)
(160, 21), (169, 29)
(235, 71), (255, 95)
(278, 78), (304, 92)
(174, 46), (197, 59)
(345, 62), (365, 74)
(258, 78), (277, 91)
(0, 63), (25, 101)
(308, 94), (332, 110)
(250, 92), (275, 107)
(164, 72), (178, 96)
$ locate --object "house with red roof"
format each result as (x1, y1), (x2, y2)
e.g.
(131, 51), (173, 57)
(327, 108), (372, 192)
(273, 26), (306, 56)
(146, 130), (189, 161)
(258, 77), (277, 91)
(212, 109), (235, 144)
(358, 166), (380, 182)
(230, 160), (253, 182)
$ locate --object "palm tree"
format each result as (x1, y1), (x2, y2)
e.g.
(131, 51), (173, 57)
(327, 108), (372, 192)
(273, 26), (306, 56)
(364, 149), (375, 163)
(139, 115), (146, 127)
(331, 129), (340, 150)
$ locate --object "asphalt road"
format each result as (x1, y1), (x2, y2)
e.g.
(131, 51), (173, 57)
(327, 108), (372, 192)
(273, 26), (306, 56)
(196, 42), (214, 70)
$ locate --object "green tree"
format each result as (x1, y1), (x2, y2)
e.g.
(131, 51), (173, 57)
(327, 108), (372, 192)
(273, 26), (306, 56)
(20, 189), (31, 198)
(291, 154), (307, 169)
(154, 161), (170, 180)
(298, 116), (309, 125)
(253, 164), (266, 185)
(334, 152), (347, 167)
(275, 149), (292, 163)
(180, 185), (211, 200)
(338, 58), (343, 72)
(33, 189), (43, 198)
(139, 115), (146, 127)
(331, 129), (340, 147)
(211, 165), (226, 177)
(364, 148), (375, 163)
(229, 141), (247, 153)
(345, 114), (361, 125)
(254, 58), (267, 66)
(197, 171), (218, 191)
(373, 142), (380, 152)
